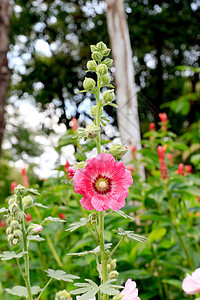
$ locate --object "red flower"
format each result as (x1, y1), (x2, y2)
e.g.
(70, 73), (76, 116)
(197, 197), (200, 202)
(26, 213), (32, 222)
(185, 165), (192, 174)
(176, 163), (185, 176)
(127, 165), (134, 173)
(129, 145), (136, 160)
(149, 122), (155, 131)
(21, 168), (30, 188)
(67, 166), (76, 178)
(157, 145), (168, 179)
(71, 117), (78, 132)
(64, 160), (70, 171)
(11, 182), (17, 194)
(159, 113), (168, 122)
(58, 213), (65, 220)
(0, 220), (6, 228)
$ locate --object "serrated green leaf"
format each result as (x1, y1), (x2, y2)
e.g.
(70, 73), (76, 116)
(114, 210), (134, 221)
(71, 279), (99, 300)
(5, 285), (41, 297)
(113, 228), (148, 243)
(0, 251), (26, 261)
(35, 203), (48, 209)
(27, 235), (45, 242)
(100, 280), (120, 295)
(27, 188), (40, 195)
(67, 243), (112, 256)
(65, 217), (90, 232)
(45, 269), (79, 281)
(44, 217), (66, 222)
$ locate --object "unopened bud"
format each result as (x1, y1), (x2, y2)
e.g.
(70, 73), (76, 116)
(7, 233), (14, 243)
(55, 290), (72, 300)
(14, 184), (26, 195)
(102, 58), (113, 68)
(96, 41), (107, 52)
(109, 270), (119, 279)
(110, 258), (117, 270)
(8, 195), (18, 205)
(108, 144), (128, 159)
(87, 60), (97, 71)
(107, 263), (111, 271)
(22, 195), (34, 210)
(15, 210), (24, 221)
(102, 48), (111, 56)
(85, 124), (100, 138)
(90, 105), (103, 117)
(13, 229), (23, 239)
(92, 51), (103, 61)
(83, 77), (96, 90)
(91, 220), (97, 226)
(105, 250), (110, 256)
(9, 203), (19, 213)
(28, 223), (43, 235)
(90, 45), (98, 53)
(10, 220), (20, 228)
(74, 162), (87, 170)
(96, 64), (108, 76)
(6, 226), (13, 235)
(102, 89), (114, 102)
(12, 238), (19, 245)
(90, 212), (97, 221)
(100, 74), (111, 86)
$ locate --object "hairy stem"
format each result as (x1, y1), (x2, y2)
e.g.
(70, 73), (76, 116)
(36, 278), (52, 300)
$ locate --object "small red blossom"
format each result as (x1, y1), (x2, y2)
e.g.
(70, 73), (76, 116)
(129, 145), (136, 159)
(73, 153), (133, 211)
(0, 220), (6, 228)
(158, 145), (168, 179)
(64, 160), (70, 171)
(26, 213), (32, 222)
(197, 197), (200, 202)
(21, 168), (30, 188)
(176, 163), (185, 176)
(11, 182), (17, 194)
(71, 117), (78, 132)
(43, 178), (47, 181)
(67, 166), (76, 178)
(127, 165), (134, 173)
(149, 122), (155, 131)
(58, 213), (65, 220)
(185, 165), (192, 174)
(159, 113), (168, 122)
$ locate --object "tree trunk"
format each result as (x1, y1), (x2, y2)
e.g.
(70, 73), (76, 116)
(105, 0), (145, 179)
(0, 0), (11, 157)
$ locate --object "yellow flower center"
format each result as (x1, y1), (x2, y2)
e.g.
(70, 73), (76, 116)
(96, 178), (108, 191)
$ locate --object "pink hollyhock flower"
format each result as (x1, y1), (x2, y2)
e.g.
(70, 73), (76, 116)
(182, 268), (200, 295)
(149, 122), (155, 131)
(67, 166), (76, 178)
(21, 168), (30, 188)
(33, 225), (43, 233)
(120, 279), (140, 300)
(73, 153), (133, 211)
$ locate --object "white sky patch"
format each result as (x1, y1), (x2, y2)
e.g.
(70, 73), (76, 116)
(34, 39), (52, 57)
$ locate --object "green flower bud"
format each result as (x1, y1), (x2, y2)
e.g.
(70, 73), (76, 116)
(87, 60), (97, 71)
(100, 74), (111, 86)
(22, 195), (34, 210)
(10, 220), (20, 228)
(102, 58), (113, 68)
(55, 290), (72, 300)
(110, 258), (117, 270)
(108, 144), (128, 159)
(8, 195), (18, 205)
(28, 223), (43, 235)
(105, 250), (110, 256)
(90, 212), (97, 221)
(90, 45), (98, 53)
(12, 238), (19, 245)
(6, 226), (13, 235)
(102, 48), (111, 56)
(74, 162), (87, 170)
(14, 184), (26, 195)
(90, 105), (103, 117)
(107, 263), (111, 271)
(109, 270), (119, 279)
(13, 229), (23, 239)
(92, 51), (103, 61)
(96, 64), (108, 76)
(14, 211), (24, 221)
(7, 233), (14, 243)
(102, 89), (115, 102)
(83, 77), (96, 90)
(9, 203), (19, 213)
(7, 215), (14, 224)
(96, 41), (107, 52)
(85, 124), (100, 138)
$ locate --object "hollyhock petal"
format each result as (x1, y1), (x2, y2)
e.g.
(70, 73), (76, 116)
(67, 166), (76, 178)
(91, 195), (110, 211)
(80, 196), (95, 211)
(182, 274), (200, 295)
(120, 279), (140, 300)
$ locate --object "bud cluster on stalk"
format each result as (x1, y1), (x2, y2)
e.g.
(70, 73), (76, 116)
(55, 290), (72, 300)
(105, 252), (119, 280)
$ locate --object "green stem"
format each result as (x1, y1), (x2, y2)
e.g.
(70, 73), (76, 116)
(19, 197), (33, 300)
(108, 237), (124, 259)
(16, 258), (25, 282)
(36, 278), (52, 300)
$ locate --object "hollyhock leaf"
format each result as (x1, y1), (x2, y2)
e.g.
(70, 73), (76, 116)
(71, 279), (99, 299)
(0, 207), (8, 213)
(27, 235), (45, 242)
(114, 210), (134, 221)
(27, 188), (40, 195)
(35, 203), (48, 209)
(5, 285), (41, 297)
(0, 251), (26, 261)
(45, 269), (79, 281)
(114, 228), (148, 243)
(44, 217), (66, 222)
(100, 280), (120, 295)
(67, 243), (112, 256)
(65, 217), (90, 232)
